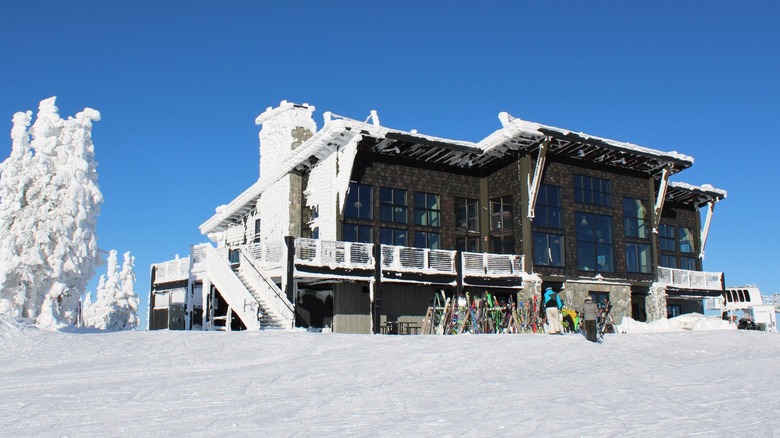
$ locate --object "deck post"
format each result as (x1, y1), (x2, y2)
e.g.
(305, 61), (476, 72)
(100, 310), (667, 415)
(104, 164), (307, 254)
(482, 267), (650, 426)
(284, 236), (295, 304)
(373, 244), (382, 334)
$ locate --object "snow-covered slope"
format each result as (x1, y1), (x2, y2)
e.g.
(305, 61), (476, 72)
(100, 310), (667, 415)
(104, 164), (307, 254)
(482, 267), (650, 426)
(1, 319), (778, 436)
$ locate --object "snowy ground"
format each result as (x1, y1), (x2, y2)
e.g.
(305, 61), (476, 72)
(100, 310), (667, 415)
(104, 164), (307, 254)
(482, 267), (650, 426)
(1, 317), (779, 437)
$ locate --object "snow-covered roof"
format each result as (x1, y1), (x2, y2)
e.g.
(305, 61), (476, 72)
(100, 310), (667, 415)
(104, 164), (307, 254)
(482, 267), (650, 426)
(666, 181), (727, 208)
(200, 117), (384, 235)
(201, 105), (700, 235)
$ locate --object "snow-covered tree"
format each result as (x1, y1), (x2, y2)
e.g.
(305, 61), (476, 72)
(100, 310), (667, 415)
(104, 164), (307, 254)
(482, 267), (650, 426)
(85, 250), (139, 330)
(0, 97), (102, 327)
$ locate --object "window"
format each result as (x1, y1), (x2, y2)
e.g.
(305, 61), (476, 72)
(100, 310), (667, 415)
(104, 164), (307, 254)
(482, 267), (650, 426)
(623, 198), (648, 238)
(253, 218), (262, 242)
(536, 185), (562, 229)
(455, 198), (479, 231)
(660, 254), (677, 268)
(344, 183), (373, 220)
(456, 236), (479, 253)
(490, 234), (514, 255)
(533, 232), (565, 267)
(302, 207), (318, 239)
(574, 175), (611, 206)
(680, 256), (696, 270)
(414, 191), (440, 227)
(414, 231), (440, 249)
(659, 224), (676, 251)
(576, 212), (614, 272)
(679, 227), (694, 253)
(228, 249), (240, 265)
(380, 187), (407, 224)
(591, 292), (610, 307)
(342, 223), (373, 243)
(380, 227), (407, 246)
(490, 196), (513, 231)
(625, 243), (651, 273)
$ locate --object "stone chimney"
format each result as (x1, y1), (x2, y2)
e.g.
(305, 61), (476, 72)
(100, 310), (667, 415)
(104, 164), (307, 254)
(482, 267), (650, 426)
(255, 100), (316, 178)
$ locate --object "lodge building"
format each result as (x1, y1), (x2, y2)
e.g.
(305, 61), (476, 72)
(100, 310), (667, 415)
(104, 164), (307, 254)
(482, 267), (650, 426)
(149, 101), (726, 333)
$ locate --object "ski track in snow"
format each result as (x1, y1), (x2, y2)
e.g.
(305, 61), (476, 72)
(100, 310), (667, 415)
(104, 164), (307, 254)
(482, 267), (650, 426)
(0, 324), (778, 437)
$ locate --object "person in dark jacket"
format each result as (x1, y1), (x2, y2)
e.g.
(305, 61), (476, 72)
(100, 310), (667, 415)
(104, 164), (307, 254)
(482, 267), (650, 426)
(543, 286), (563, 334)
(583, 297), (599, 342)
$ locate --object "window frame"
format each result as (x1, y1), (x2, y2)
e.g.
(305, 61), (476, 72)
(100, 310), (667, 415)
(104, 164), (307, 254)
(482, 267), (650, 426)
(414, 230), (441, 249)
(489, 196), (513, 231)
(414, 191), (441, 227)
(380, 187), (408, 224)
(574, 174), (611, 206)
(533, 232), (565, 267)
(535, 184), (562, 229)
(455, 197), (479, 232)
(625, 242), (652, 273)
(575, 212), (614, 273)
(342, 223), (373, 243)
(344, 183), (373, 220)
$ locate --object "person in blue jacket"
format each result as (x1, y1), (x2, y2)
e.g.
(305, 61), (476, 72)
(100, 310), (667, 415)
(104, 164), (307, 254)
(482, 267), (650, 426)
(543, 286), (563, 334)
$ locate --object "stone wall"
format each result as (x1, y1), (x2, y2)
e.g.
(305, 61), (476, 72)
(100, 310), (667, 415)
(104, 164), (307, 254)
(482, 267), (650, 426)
(560, 280), (631, 324)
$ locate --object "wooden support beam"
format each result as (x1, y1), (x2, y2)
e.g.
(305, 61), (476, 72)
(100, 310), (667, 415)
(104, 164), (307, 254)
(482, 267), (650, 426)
(527, 137), (550, 220)
(652, 165), (672, 231)
(699, 200), (716, 259)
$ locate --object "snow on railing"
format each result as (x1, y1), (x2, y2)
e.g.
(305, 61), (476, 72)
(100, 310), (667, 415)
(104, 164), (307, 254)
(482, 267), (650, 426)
(462, 252), (524, 276)
(225, 224), (244, 245)
(238, 248), (294, 326)
(245, 241), (285, 271)
(154, 258), (190, 283)
(381, 245), (456, 274)
(294, 238), (374, 269)
(657, 267), (723, 291)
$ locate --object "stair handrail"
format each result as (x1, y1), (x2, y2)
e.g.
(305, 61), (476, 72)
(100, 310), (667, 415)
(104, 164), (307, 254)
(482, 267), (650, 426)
(238, 246), (295, 324)
(197, 244), (260, 330)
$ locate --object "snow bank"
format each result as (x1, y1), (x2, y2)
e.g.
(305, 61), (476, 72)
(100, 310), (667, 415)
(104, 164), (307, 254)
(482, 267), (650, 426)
(1, 328), (778, 436)
(618, 313), (736, 333)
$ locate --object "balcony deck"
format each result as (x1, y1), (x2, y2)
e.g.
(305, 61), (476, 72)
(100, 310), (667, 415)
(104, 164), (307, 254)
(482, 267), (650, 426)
(233, 238), (527, 285)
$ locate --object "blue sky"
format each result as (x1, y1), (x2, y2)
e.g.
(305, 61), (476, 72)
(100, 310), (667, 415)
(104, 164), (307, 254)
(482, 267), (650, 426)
(2, 1), (778, 325)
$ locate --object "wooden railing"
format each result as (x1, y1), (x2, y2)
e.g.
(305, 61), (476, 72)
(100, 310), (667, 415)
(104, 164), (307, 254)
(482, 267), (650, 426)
(657, 267), (723, 291)
(462, 252), (524, 276)
(153, 257), (190, 283)
(380, 245), (456, 274)
(294, 238), (374, 269)
(244, 240), (285, 271)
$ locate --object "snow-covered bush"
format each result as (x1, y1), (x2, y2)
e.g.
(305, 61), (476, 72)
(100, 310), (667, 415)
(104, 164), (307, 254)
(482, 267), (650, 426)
(0, 97), (102, 327)
(84, 250), (140, 331)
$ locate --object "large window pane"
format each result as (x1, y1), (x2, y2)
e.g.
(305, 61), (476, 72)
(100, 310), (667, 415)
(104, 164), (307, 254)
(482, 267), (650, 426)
(380, 227), (407, 246)
(576, 212), (614, 272)
(536, 185), (562, 229)
(574, 174), (611, 206)
(414, 231), (440, 249)
(344, 183), (372, 220)
(456, 198), (479, 231)
(534, 232), (565, 267)
(490, 234), (514, 254)
(490, 196), (513, 231)
(659, 224), (676, 251)
(414, 192), (441, 227)
(680, 256), (696, 270)
(679, 227), (694, 253)
(342, 223), (373, 243)
(380, 187), (407, 224)
(623, 197), (648, 238)
(626, 242), (651, 273)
